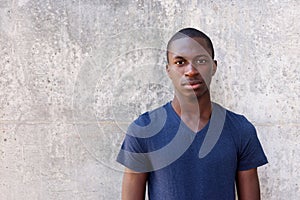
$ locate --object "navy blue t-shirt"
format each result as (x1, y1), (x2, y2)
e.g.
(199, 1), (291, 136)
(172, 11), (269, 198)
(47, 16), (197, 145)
(117, 102), (268, 200)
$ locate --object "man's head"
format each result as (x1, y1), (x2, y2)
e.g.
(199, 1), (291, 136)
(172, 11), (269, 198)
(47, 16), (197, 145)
(166, 28), (217, 100)
(166, 28), (215, 63)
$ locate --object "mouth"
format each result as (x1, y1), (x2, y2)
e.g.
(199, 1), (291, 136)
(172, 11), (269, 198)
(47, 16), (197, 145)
(183, 80), (204, 89)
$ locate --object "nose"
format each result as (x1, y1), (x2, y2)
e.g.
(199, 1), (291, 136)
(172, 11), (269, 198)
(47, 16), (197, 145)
(184, 63), (199, 77)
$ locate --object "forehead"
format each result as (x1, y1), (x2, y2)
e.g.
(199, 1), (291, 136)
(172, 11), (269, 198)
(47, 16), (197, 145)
(168, 37), (211, 58)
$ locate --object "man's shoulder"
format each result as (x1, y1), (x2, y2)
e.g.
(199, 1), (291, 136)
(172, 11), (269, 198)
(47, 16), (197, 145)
(126, 102), (174, 139)
(220, 104), (256, 136)
(132, 102), (171, 126)
(222, 106), (252, 123)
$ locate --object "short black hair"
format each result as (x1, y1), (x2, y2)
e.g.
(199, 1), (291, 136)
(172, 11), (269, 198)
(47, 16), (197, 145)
(166, 28), (215, 63)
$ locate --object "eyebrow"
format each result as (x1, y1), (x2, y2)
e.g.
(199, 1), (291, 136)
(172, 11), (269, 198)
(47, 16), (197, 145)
(173, 56), (185, 60)
(172, 54), (210, 60)
(194, 55), (210, 58)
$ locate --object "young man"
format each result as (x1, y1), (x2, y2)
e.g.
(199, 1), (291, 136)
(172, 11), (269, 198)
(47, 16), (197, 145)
(117, 28), (268, 200)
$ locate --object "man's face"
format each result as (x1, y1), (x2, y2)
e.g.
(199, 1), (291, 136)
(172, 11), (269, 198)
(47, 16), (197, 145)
(166, 37), (217, 99)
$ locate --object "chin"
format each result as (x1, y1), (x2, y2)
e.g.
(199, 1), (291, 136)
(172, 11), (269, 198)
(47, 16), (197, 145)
(193, 88), (210, 99)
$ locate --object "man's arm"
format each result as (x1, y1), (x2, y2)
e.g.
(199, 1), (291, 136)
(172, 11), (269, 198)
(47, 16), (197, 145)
(122, 167), (148, 200)
(236, 168), (261, 200)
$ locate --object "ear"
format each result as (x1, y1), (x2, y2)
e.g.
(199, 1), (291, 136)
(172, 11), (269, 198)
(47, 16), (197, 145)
(166, 64), (171, 78)
(212, 60), (217, 76)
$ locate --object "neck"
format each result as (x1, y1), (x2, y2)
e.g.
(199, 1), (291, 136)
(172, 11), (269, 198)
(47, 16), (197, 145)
(172, 91), (212, 116)
(171, 91), (212, 132)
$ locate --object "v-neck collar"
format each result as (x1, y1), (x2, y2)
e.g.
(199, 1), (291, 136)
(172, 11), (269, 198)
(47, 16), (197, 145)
(166, 101), (211, 134)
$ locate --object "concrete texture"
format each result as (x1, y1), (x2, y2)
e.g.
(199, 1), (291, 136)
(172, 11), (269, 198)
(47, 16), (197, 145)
(0, 0), (299, 199)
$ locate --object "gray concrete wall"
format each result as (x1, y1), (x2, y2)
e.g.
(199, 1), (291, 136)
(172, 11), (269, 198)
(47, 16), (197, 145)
(0, 0), (299, 199)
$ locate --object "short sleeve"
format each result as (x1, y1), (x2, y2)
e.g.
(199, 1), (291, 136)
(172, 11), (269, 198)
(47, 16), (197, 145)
(237, 119), (268, 171)
(116, 113), (153, 172)
(116, 133), (152, 172)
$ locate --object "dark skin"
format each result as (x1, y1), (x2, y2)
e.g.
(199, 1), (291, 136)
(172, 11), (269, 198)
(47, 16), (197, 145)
(121, 37), (261, 200)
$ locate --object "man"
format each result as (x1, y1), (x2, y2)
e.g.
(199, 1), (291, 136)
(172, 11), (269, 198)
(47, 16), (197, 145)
(117, 28), (268, 199)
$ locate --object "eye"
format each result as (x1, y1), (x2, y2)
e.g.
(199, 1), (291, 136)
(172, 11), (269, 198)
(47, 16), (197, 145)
(195, 59), (207, 65)
(175, 60), (185, 65)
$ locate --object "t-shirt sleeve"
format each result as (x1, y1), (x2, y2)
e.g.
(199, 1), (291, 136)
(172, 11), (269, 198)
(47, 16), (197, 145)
(116, 134), (152, 172)
(116, 115), (153, 173)
(237, 118), (268, 171)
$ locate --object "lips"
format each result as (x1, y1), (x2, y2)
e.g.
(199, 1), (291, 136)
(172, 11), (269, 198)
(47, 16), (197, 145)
(182, 79), (204, 89)
(183, 80), (204, 86)
(187, 80), (203, 85)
